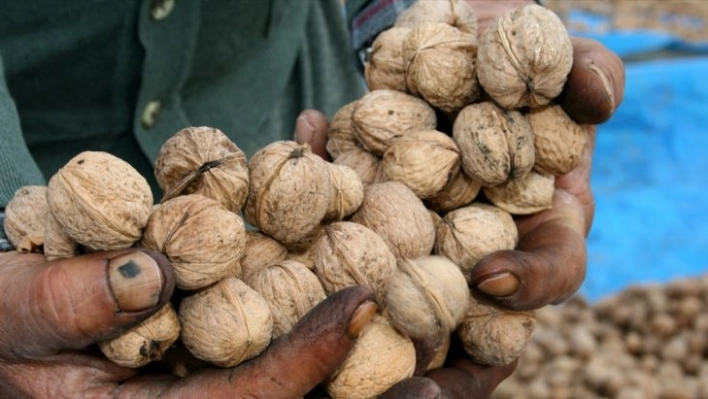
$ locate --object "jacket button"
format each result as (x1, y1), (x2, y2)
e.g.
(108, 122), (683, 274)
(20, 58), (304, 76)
(141, 100), (162, 129)
(150, 0), (175, 21)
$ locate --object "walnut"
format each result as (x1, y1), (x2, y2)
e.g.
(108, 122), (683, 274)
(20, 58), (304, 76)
(240, 231), (288, 280)
(179, 277), (273, 367)
(435, 203), (518, 282)
(456, 290), (537, 366)
(99, 304), (180, 368)
(352, 90), (437, 155)
(154, 126), (249, 213)
(453, 102), (535, 186)
(244, 260), (326, 338)
(141, 194), (246, 290)
(324, 163), (364, 222)
(46, 151), (153, 251)
(385, 256), (470, 342)
(477, 4), (573, 109)
(333, 147), (384, 187)
(403, 22), (480, 113)
(527, 103), (588, 175)
(243, 141), (332, 245)
(326, 315), (416, 399)
(313, 221), (397, 304)
(43, 212), (78, 260)
(364, 27), (411, 93)
(394, 0), (478, 34)
(425, 169), (481, 213)
(351, 181), (435, 260)
(326, 100), (360, 160)
(3, 186), (48, 253)
(382, 129), (460, 199)
(483, 169), (554, 215)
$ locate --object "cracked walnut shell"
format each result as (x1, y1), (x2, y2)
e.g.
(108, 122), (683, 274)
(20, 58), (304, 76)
(154, 126), (249, 213)
(46, 151), (153, 251)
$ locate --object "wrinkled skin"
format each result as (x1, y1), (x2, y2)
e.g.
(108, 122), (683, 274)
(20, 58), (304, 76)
(0, 1), (624, 398)
(294, 1), (625, 397)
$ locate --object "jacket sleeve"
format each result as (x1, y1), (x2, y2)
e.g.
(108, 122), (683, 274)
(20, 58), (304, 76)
(0, 53), (46, 207)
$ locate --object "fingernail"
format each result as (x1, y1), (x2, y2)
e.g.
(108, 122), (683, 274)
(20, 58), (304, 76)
(347, 301), (378, 339)
(477, 272), (519, 297)
(295, 115), (315, 144)
(108, 251), (165, 312)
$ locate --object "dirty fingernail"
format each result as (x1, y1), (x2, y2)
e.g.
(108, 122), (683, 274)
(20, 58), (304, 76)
(347, 301), (378, 339)
(108, 251), (165, 312)
(295, 115), (315, 144)
(477, 272), (520, 297)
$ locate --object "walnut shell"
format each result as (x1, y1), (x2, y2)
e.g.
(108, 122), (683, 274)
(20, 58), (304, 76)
(385, 256), (470, 342)
(394, 0), (478, 34)
(179, 277), (273, 367)
(243, 141), (331, 245)
(425, 169), (481, 213)
(427, 333), (451, 371)
(456, 290), (537, 366)
(99, 304), (180, 368)
(477, 4), (573, 109)
(244, 260), (326, 338)
(240, 231), (288, 280)
(46, 151), (153, 251)
(527, 103), (588, 175)
(351, 181), (436, 260)
(403, 22), (480, 113)
(43, 211), (78, 260)
(365, 27), (411, 93)
(326, 100), (360, 160)
(352, 90), (437, 155)
(333, 147), (384, 186)
(435, 203), (518, 282)
(313, 221), (397, 304)
(453, 102), (535, 186)
(324, 163), (364, 222)
(154, 126), (249, 212)
(326, 315), (416, 399)
(483, 169), (554, 215)
(3, 186), (48, 253)
(284, 224), (325, 270)
(141, 194), (246, 290)
(382, 129), (460, 199)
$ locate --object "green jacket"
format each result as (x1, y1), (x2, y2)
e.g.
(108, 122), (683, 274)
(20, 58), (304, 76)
(0, 0), (376, 206)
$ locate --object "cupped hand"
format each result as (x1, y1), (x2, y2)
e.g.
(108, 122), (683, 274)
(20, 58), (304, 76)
(0, 248), (378, 398)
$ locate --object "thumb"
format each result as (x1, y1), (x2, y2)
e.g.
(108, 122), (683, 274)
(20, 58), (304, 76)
(0, 248), (174, 360)
(294, 109), (331, 161)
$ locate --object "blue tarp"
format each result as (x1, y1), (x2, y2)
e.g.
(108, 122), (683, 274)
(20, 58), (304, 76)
(570, 28), (708, 301)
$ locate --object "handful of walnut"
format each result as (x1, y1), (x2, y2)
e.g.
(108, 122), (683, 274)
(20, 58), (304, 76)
(1, 2), (600, 397)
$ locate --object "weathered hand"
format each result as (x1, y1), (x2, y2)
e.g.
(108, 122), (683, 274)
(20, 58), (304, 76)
(0, 248), (378, 398)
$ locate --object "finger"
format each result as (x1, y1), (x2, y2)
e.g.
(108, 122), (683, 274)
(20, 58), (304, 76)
(0, 248), (174, 360)
(137, 286), (377, 399)
(558, 37), (626, 125)
(294, 109), (331, 161)
(425, 359), (518, 399)
(380, 376), (442, 399)
(470, 189), (588, 310)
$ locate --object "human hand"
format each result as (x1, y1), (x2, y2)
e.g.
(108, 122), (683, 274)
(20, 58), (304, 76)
(0, 248), (379, 398)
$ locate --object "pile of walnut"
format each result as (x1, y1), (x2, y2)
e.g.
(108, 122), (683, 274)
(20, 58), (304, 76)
(2, 2), (589, 398)
(491, 274), (708, 399)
